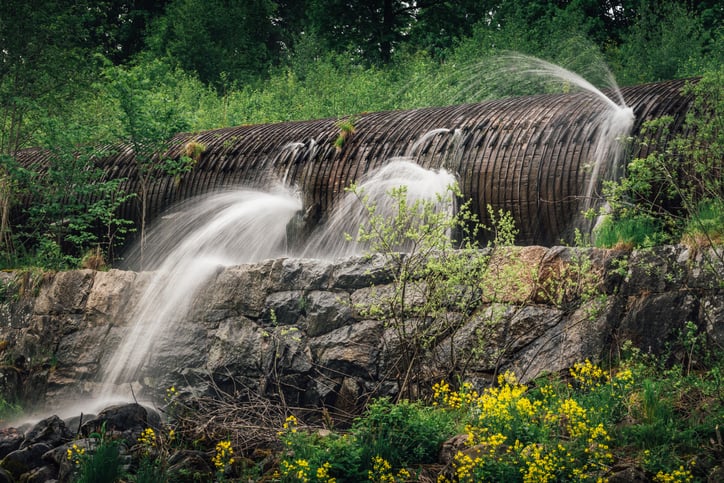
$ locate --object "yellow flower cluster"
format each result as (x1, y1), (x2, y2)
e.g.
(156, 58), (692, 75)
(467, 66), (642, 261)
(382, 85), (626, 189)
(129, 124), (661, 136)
(432, 380), (478, 409)
(368, 455), (412, 483)
(165, 385), (177, 403)
(137, 427), (157, 448)
(451, 452), (483, 481)
(284, 414), (299, 432)
(470, 371), (541, 441)
(66, 443), (85, 466)
(570, 360), (609, 390)
(282, 458), (311, 482)
(521, 443), (562, 483)
(612, 367), (634, 390)
(436, 367), (614, 482)
(280, 458), (336, 483)
(212, 440), (235, 474)
(653, 467), (694, 483)
(316, 462), (335, 481)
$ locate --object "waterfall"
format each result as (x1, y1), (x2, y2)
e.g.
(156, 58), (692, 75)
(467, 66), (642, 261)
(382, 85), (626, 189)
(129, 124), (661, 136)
(98, 187), (302, 399)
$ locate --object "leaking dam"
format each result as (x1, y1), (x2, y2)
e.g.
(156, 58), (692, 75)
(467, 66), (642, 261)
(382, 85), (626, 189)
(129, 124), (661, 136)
(14, 78), (696, 246)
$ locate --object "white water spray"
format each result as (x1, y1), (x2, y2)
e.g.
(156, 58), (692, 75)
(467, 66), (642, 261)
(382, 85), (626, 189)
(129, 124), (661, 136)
(302, 159), (457, 260)
(98, 187), (302, 399)
(495, 53), (635, 224)
(406, 128), (451, 156)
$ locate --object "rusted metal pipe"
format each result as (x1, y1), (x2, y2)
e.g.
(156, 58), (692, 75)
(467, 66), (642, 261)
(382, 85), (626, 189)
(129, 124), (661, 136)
(13, 78), (696, 246)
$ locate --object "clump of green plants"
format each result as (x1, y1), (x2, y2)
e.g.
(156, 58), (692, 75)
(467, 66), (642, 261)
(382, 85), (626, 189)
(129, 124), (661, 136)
(593, 214), (664, 250)
(594, 67), (723, 256)
(165, 139), (206, 187)
(277, 399), (460, 482)
(334, 118), (356, 151)
(0, 395), (21, 422)
(67, 424), (124, 483)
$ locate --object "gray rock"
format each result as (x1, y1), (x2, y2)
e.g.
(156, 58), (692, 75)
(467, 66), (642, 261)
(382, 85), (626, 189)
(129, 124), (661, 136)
(20, 416), (72, 450)
(0, 428), (23, 459)
(34, 271), (95, 315)
(262, 290), (305, 325)
(206, 317), (268, 376)
(701, 295), (724, 345)
(303, 291), (353, 336)
(279, 257), (334, 290)
(1, 443), (51, 479)
(0, 467), (12, 483)
(309, 319), (384, 377)
(80, 404), (156, 441)
(618, 291), (698, 354)
(0, 245), (721, 417)
(18, 464), (55, 483)
(331, 253), (396, 289)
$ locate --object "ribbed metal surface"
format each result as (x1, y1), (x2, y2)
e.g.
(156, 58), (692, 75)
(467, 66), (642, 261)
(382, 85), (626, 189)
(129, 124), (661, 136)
(13, 78), (696, 245)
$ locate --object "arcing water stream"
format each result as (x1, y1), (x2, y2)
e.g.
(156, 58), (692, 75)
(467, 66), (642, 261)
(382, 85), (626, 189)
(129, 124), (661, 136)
(98, 188), (302, 399)
(302, 160), (457, 260)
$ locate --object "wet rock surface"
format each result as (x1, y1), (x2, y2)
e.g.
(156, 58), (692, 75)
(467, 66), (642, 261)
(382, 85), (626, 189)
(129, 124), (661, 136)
(0, 246), (721, 414)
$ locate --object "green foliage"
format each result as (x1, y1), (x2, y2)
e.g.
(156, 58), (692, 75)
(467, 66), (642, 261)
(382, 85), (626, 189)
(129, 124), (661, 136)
(0, 395), (21, 422)
(74, 440), (122, 483)
(132, 457), (168, 483)
(596, 67), (724, 255)
(351, 398), (458, 469)
(612, 1), (711, 84)
(0, 1), (721, 272)
(274, 343), (722, 482)
(149, 0), (278, 87)
(277, 400), (459, 482)
(70, 425), (124, 483)
(594, 214), (663, 249)
(105, 58), (191, 259)
(334, 118), (356, 151)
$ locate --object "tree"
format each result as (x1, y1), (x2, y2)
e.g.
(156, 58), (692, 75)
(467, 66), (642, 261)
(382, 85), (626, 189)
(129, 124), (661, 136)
(147, 0), (279, 87)
(0, 0), (103, 261)
(613, 1), (710, 84)
(105, 59), (190, 264)
(304, 0), (492, 65)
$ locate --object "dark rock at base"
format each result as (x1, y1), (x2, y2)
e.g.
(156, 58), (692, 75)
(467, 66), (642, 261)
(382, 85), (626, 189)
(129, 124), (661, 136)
(18, 464), (55, 483)
(0, 467), (13, 483)
(607, 464), (648, 482)
(20, 417), (72, 450)
(0, 428), (23, 459)
(167, 450), (213, 482)
(1, 443), (51, 479)
(63, 413), (95, 436)
(438, 434), (468, 466)
(80, 404), (159, 441)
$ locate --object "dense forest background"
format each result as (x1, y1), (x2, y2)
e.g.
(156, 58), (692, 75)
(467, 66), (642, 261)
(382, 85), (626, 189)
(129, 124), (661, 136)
(0, 0), (722, 267)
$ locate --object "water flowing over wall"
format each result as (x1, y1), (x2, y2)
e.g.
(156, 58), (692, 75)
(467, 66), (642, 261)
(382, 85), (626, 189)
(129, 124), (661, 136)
(0, 246), (721, 415)
(13, 78), (695, 246)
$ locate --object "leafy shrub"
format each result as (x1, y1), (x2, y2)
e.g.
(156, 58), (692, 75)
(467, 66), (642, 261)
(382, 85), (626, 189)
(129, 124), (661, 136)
(598, 66), (723, 254)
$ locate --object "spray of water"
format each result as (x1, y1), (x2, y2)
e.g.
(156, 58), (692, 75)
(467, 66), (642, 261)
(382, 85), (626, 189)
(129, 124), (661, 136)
(406, 128), (451, 156)
(302, 159), (457, 260)
(495, 54), (635, 214)
(98, 187), (301, 399)
(414, 51), (634, 225)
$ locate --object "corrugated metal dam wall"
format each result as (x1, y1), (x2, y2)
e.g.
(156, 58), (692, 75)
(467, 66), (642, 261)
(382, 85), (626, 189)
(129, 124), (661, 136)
(14, 78), (696, 246)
